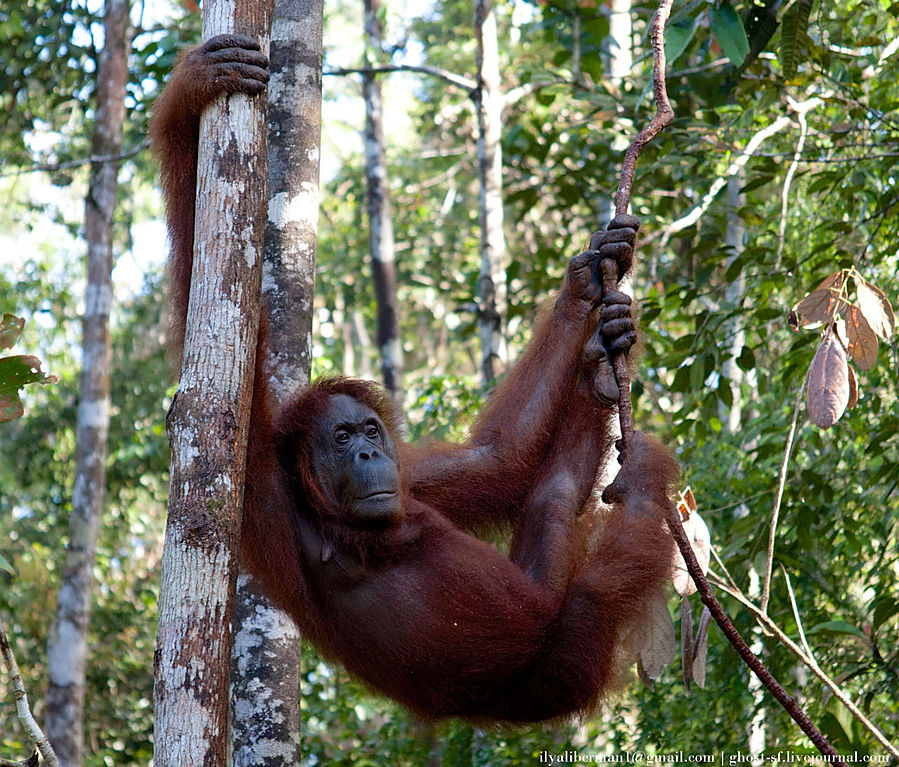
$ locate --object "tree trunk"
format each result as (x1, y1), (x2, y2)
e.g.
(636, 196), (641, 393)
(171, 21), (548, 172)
(44, 2), (130, 764)
(230, 0), (322, 763)
(606, 0), (633, 88)
(362, 0), (404, 409)
(473, 0), (507, 385)
(153, 1), (273, 765)
(258, 0), (322, 400)
(720, 173), (747, 432)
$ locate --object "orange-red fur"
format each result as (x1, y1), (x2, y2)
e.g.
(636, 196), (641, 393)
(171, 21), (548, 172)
(151, 39), (678, 722)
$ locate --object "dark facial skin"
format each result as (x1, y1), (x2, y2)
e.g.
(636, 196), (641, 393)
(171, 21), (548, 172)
(312, 395), (401, 524)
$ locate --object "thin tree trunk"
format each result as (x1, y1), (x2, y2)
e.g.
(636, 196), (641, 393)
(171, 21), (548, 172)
(362, 0), (404, 409)
(230, 0), (323, 762)
(153, 1), (273, 765)
(473, 0), (507, 384)
(721, 173), (767, 754)
(606, 0), (633, 87)
(45, 2), (130, 764)
(720, 173), (747, 432)
(259, 0), (322, 399)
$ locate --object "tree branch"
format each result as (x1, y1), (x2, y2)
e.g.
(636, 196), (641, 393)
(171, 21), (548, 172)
(0, 142), (149, 179)
(503, 78), (585, 110)
(775, 96), (817, 269)
(0, 619), (61, 767)
(655, 113), (794, 253)
(325, 64), (477, 93)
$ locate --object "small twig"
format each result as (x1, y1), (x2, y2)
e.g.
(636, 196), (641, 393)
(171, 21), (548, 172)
(781, 565), (815, 661)
(775, 106), (811, 270)
(0, 619), (62, 767)
(761, 365), (811, 614)
(603, 0), (674, 452)
(709, 547), (741, 594)
(0, 142), (148, 179)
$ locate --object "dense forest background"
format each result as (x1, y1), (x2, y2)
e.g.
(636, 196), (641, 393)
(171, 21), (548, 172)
(1, 0), (898, 763)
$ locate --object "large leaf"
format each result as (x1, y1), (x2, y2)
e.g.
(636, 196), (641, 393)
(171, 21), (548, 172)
(665, 15), (701, 65)
(856, 279), (895, 340)
(780, 0), (814, 79)
(843, 306), (879, 370)
(708, 2), (750, 67)
(791, 273), (847, 328)
(807, 335), (849, 429)
(807, 620), (868, 641)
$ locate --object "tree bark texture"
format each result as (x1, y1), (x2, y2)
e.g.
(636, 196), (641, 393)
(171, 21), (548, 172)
(45, 2), (130, 764)
(153, 1), (273, 765)
(260, 0), (323, 401)
(362, 0), (404, 409)
(230, 0), (323, 763)
(473, 0), (507, 384)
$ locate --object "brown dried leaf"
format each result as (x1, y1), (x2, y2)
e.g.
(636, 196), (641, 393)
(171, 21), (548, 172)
(672, 511), (711, 597)
(0, 393), (24, 423)
(692, 606), (712, 689)
(792, 287), (847, 328)
(814, 271), (846, 293)
(637, 589), (676, 682)
(856, 280), (895, 340)
(807, 335), (849, 429)
(681, 594), (694, 693)
(0, 313), (25, 352)
(844, 305), (879, 370)
(848, 365), (859, 409)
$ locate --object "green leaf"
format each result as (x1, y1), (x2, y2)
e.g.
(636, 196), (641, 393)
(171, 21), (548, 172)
(665, 15), (701, 65)
(872, 598), (899, 632)
(780, 0), (814, 79)
(0, 354), (55, 423)
(807, 620), (868, 641)
(0, 553), (15, 577)
(737, 346), (755, 372)
(708, 2), (750, 67)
